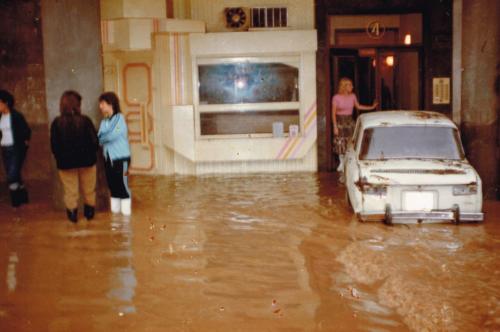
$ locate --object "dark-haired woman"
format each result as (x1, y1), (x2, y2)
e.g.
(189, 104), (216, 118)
(0, 89), (31, 207)
(98, 92), (131, 216)
(50, 90), (98, 222)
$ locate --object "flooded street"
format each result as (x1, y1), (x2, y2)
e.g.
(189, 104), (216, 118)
(0, 173), (499, 332)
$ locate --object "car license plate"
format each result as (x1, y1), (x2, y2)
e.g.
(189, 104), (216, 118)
(403, 191), (435, 211)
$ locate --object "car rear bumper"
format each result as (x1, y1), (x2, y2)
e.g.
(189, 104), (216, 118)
(359, 210), (484, 224)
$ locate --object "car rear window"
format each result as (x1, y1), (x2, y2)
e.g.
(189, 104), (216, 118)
(359, 126), (465, 160)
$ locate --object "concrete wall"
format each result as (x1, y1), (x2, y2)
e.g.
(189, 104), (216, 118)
(0, 0), (50, 182)
(42, 0), (103, 123)
(41, 0), (107, 208)
(460, 0), (499, 199)
(189, 0), (314, 32)
(101, 0), (166, 19)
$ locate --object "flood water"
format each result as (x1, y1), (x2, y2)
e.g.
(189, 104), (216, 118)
(0, 173), (499, 332)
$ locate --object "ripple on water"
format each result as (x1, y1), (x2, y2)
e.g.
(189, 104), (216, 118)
(336, 222), (500, 332)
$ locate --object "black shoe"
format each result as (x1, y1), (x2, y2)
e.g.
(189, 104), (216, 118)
(19, 188), (29, 205)
(84, 204), (95, 220)
(9, 189), (21, 207)
(66, 209), (78, 223)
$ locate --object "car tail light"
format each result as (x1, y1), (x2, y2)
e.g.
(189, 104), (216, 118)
(452, 183), (477, 195)
(356, 176), (388, 196)
(361, 183), (387, 196)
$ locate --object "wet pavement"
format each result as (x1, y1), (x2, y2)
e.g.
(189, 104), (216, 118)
(0, 173), (499, 332)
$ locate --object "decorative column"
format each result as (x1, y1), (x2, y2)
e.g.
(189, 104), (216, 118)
(41, 0), (107, 209)
(315, 0), (331, 171)
(460, 0), (499, 199)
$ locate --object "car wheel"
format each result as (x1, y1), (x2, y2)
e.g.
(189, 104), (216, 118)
(452, 204), (460, 225)
(384, 204), (393, 226)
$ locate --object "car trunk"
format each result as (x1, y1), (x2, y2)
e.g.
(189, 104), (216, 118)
(358, 159), (477, 186)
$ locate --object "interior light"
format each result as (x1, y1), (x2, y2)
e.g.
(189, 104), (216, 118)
(235, 78), (246, 89)
(404, 34), (412, 45)
(385, 56), (394, 67)
(372, 59), (376, 67)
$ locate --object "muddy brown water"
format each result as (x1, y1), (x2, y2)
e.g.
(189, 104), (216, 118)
(0, 173), (499, 331)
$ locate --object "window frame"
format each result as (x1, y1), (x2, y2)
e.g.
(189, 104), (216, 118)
(194, 55), (302, 139)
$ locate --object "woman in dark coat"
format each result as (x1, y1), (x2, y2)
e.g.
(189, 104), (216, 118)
(50, 90), (98, 222)
(0, 90), (31, 207)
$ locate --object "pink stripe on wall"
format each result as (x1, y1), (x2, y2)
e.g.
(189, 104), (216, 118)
(275, 101), (317, 160)
(289, 120), (317, 159)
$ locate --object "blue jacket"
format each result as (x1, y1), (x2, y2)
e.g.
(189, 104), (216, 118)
(98, 113), (131, 162)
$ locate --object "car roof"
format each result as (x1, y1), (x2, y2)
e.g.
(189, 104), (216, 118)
(358, 110), (457, 129)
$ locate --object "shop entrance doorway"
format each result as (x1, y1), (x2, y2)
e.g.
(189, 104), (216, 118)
(330, 47), (422, 113)
(327, 14), (423, 170)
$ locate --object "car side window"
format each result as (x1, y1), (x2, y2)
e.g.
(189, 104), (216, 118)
(359, 128), (374, 160)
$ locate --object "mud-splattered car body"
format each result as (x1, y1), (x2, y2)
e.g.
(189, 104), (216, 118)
(344, 111), (484, 224)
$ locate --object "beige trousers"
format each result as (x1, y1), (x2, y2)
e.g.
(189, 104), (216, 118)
(58, 165), (96, 209)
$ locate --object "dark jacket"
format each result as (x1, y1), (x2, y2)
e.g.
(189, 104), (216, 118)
(0, 109), (31, 150)
(50, 114), (98, 170)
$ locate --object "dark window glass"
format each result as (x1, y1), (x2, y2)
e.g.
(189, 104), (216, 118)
(280, 8), (287, 27)
(273, 8), (280, 27)
(252, 8), (266, 27)
(252, 8), (259, 27)
(201, 110), (299, 135)
(359, 126), (465, 160)
(259, 8), (265, 26)
(267, 8), (273, 27)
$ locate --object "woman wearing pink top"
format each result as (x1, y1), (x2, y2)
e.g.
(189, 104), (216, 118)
(332, 77), (377, 172)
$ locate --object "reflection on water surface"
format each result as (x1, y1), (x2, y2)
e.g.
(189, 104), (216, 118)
(0, 174), (498, 331)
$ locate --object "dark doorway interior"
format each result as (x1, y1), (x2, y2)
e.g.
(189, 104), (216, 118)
(331, 48), (421, 112)
(331, 49), (376, 111)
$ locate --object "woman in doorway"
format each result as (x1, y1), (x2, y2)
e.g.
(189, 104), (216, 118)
(50, 90), (98, 222)
(0, 90), (31, 207)
(332, 77), (377, 173)
(98, 92), (132, 216)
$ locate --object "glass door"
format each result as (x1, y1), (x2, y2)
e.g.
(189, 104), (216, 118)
(331, 48), (421, 112)
(330, 49), (376, 109)
(377, 49), (421, 110)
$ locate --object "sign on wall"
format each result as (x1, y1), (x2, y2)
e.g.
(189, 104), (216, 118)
(432, 77), (450, 104)
(366, 21), (385, 39)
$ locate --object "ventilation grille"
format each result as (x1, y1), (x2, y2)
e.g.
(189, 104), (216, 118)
(251, 7), (287, 28)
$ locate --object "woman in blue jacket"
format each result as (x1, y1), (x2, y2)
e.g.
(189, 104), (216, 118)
(98, 92), (132, 216)
(0, 90), (31, 207)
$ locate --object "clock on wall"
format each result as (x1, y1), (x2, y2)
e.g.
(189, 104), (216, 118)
(224, 7), (248, 29)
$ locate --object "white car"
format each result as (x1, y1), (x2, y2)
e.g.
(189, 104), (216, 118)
(344, 111), (484, 224)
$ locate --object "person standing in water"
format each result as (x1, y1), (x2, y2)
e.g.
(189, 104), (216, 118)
(50, 90), (98, 222)
(332, 77), (377, 173)
(98, 92), (132, 216)
(0, 90), (31, 207)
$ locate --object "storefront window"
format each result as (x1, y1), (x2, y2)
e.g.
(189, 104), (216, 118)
(198, 62), (299, 104)
(196, 58), (301, 137)
(200, 110), (299, 135)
